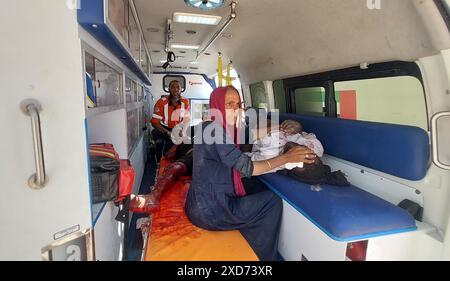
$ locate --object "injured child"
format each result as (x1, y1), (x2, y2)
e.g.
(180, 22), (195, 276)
(249, 121), (349, 186)
(249, 123), (324, 172)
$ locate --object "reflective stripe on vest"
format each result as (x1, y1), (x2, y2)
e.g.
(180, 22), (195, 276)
(181, 101), (186, 119)
(163, 101), (169, 127)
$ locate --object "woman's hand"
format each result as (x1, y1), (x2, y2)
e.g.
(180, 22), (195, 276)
(252, 145), (317, 176)
(283, 146), (316, 164)
(280, 120), (302, 135)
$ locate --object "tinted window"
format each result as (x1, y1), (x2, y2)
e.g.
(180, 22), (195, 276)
(334, 76), (427, 130)
(293, 87), (326, 116)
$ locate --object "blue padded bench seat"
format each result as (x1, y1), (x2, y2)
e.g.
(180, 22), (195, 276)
(276, 113), (430, 181)
(259, 173), (417, 241)
(258, 113), (428, 241)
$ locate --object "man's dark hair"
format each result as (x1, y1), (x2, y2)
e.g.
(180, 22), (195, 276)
(169, 79), (181, 88)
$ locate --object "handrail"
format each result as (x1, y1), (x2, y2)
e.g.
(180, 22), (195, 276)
(196, 1), (237, 59)
(20, 99), (48, 189)
(431, 111), (450, 170)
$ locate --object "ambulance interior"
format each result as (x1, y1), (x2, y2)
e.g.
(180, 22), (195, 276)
(1, 0), (450, 261)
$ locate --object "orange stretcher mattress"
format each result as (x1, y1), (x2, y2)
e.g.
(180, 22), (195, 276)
(144, 159), (258, 261)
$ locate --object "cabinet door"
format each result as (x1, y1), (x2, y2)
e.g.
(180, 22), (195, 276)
(107, 0), (130, 46)
(93, 57), (123, 107)
(0, 1), (92, 260)
(128, 6), (140, 65)
(93, 203), (123, 261)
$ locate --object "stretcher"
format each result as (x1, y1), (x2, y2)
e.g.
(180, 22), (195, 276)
(144, 158), (258, 261)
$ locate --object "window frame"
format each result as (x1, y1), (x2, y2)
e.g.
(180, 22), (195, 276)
(163, 75), (186, 93)
(434, 0), (450, 32)
(281, 61), (428, 130)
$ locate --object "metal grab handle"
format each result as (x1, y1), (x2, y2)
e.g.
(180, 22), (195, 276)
(431, 111), (450, 170)
(20, 99), (48, 189)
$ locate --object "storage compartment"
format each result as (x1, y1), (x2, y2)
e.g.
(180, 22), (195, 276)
(128, 5), (140, 65)
(127, 109), (139, 154)
(107, 0), (130, 45)
(85, 52), (123, 108)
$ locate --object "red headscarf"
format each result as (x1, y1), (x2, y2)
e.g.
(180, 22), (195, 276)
(209, 86), (246, 197)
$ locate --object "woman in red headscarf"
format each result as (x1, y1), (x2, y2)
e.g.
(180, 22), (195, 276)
(185, 86), (315, 261)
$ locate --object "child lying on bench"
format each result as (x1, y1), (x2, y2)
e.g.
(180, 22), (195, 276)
(250, 121), (349, 186)
(249, 123), (324, 172)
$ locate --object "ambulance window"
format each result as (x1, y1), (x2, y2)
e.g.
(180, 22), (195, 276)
(273, 80), (287, 113)
(293, 87), (326, 116)
(163, 75), (186, 92)
(250, 82), (268, 110)
(334, 76), (427, 130)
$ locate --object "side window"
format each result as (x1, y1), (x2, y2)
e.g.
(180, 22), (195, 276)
(250, 82), (268, 110)
(163, 75), (186, 93)
(273, 80), (286, 113)
(334, 76), (427, 130)
(293, 87), (326, 116)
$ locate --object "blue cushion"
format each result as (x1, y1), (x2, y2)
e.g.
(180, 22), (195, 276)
(278, 113), (430, 181)
(259, 173), (417, 241)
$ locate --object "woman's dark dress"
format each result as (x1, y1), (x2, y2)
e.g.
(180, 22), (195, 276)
(185, 122), (283, 261)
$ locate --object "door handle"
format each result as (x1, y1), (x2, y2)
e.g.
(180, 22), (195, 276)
(431, 111), (450, 170)
(20, 99), (48, 189)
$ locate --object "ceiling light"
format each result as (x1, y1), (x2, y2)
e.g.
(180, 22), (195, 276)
(190, 61), (199, 64)
(173, 12), (222, 25)
(184, 0), (225, 10)
(170, 43), (200, 50)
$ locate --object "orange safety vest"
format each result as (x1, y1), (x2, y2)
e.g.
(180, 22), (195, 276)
(151, 96), (190, 129)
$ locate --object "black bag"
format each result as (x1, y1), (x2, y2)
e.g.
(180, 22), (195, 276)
(279, 163), (350, 187)
(90, 156), (120, 204)
(281, 142), (350, 187)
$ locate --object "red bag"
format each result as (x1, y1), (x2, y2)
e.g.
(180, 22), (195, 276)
(89, 143), (135, 203)
(89, 143), (119, 159)
(116, 159), (135, 202)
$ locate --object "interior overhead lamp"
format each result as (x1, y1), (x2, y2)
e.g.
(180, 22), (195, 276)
(170, 43), (200, 50)
(174, 12), (222, 25)
(184, 0), (225, 10)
